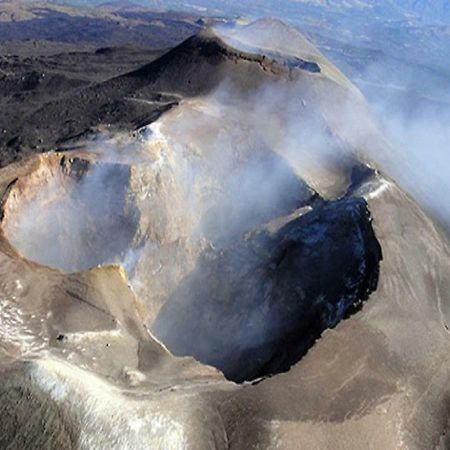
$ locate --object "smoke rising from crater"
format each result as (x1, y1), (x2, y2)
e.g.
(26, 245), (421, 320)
(3, 158), (140, 273)
(348, 58), (450, 233)
(3, 20), (445, 382)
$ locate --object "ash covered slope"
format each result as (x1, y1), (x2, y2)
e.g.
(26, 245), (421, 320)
(0, 19), (449, 450)
(0, 0), (202, 167)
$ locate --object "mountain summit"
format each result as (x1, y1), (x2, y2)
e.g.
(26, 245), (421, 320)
(0, 18), (450, 450)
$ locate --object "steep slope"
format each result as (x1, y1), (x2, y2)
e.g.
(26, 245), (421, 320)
(8, 18), (370, 159)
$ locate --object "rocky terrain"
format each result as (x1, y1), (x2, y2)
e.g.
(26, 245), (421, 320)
(0, 0), (202, 166)
(0, 4), (450, 450)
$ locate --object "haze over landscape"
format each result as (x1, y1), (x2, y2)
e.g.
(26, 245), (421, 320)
(0, 0), (449, 449)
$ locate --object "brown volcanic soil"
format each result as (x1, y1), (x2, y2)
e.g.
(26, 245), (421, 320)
(0, 137), (449, 449)
(0, 1), (202, 166)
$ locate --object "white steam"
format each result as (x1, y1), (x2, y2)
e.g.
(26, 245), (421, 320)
(367, 96), (450, 230)
(3, 159), (139, 273)
(1, 19), (448, 387)
(4, 20), (448, 360)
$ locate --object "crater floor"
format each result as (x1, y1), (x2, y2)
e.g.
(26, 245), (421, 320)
(0, 150), (382, 383)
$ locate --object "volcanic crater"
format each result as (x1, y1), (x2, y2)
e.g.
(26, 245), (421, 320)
(2, 155), (141, 273)
(0, 150), (382, 383)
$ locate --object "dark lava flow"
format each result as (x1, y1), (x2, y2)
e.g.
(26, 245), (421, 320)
(153, 197), (382, 383)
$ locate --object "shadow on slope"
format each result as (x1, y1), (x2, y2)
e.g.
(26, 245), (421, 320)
(153, 197), (382, 383)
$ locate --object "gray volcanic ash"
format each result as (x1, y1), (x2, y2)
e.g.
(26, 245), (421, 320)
(0, 19), (449, 450)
